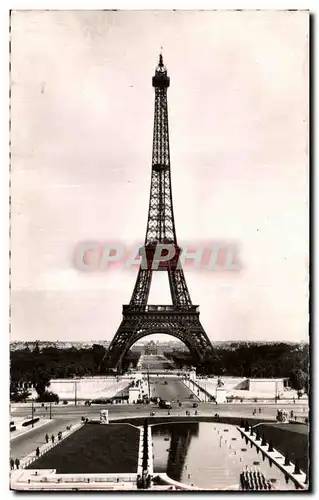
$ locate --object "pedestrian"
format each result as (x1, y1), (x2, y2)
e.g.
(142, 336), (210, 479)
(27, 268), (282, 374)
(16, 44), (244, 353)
(10, 458), (14, 470)
(36, 447), (40, 458)
(45, 433), (49, 444)
(15, 458), (20, 470)
(51, 434), (55, 443)
(258, 408), (262, 414)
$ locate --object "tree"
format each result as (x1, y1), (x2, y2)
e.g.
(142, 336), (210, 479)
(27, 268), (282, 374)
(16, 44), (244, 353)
(290, 369), (307, 391)
(34, 370), (51, 399)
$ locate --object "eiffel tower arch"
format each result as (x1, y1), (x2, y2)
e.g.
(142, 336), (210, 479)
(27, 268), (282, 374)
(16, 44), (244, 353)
(101, 54), (214, 372)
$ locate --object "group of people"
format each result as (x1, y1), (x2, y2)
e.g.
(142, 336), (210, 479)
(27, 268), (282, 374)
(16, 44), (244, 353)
(185, 410), (197, 416)
(136, 472), (151, 489)
(45, 431), (63, 443)
(240, 468), (272, 490)
(45, 433), (56, 444)
(150, 409), (199, 417)
(253, 408), (262, 416)
(10, 430), (66, 473)
(10, 458), (20, 470)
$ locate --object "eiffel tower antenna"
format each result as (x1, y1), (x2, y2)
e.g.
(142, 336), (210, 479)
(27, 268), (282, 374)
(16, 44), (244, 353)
(101, 55), (214, 373)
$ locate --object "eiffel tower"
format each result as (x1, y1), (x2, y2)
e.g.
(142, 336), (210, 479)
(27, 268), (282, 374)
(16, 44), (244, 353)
(102, 54), (213, 372)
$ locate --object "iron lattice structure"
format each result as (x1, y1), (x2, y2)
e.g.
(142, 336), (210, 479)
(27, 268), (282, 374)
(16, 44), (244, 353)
(102, 55), (214, 372)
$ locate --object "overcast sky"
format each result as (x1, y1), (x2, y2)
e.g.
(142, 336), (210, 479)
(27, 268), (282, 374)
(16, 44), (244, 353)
(11, 10), (309, 343)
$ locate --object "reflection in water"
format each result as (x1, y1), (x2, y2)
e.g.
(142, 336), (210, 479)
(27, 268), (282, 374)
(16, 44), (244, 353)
(151, 422), (298, 490)
(152, 422), (199, 482)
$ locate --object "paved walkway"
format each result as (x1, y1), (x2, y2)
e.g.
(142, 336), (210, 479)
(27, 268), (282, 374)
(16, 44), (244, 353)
(11, 470), (138, 491)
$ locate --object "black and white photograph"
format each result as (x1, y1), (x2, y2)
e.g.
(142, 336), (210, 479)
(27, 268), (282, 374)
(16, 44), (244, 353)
(9, 9), (310, 492)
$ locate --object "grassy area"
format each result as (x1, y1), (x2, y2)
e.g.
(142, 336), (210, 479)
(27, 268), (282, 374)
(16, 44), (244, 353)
(258, 423), (308, 473)
(28, 423), (140, 474)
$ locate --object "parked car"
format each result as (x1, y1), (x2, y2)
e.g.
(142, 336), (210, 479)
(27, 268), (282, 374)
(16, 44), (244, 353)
(159, 400), (172, 409)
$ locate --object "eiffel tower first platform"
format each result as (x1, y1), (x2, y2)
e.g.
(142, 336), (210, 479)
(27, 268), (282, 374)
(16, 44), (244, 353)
(101, 54), (214, 372)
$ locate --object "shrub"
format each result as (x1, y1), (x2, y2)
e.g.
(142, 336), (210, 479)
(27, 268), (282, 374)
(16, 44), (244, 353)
(22, 417), (40, 427)
(36, 391), (59, 403)
(10, 391), (31, 402)
(294, 459), (301, 475)
(268, 440), (274, 452)
(91, 398), (112, 404)
(10, 426), (16, 432)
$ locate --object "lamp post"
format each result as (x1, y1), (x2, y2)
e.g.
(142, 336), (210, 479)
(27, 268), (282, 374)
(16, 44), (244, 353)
(49, 401), (52, 420)
(31, 398), (34, 428)
(74, 380), (77, 406)
(147, 366), (151, 400)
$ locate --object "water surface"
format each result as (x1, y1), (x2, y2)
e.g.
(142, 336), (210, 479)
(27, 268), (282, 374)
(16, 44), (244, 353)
(152, 422), (297, 490)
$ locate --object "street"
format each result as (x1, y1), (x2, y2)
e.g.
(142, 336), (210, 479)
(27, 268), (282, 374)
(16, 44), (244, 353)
(10, 417), (76, 460)
(140, 354), (175, 371)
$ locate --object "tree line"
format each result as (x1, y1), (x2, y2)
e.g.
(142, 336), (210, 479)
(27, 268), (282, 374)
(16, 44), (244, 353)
(10, 341), (309, 401)
(164, 342), (309, 392)
(10, 343), (141, 401)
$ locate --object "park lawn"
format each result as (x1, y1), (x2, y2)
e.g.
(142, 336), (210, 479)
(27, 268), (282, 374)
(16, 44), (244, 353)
(273, 423), (308, 435)
(257, 423), (308, 473)
(27, 423), (140, 474)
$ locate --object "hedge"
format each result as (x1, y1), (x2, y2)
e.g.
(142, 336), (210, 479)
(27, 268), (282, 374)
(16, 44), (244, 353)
(22, 417), (39, 427)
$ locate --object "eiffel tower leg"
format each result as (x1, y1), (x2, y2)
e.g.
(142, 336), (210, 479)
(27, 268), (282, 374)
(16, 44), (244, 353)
(101, 318), (140, 372)
(184, 320), (214, 361)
